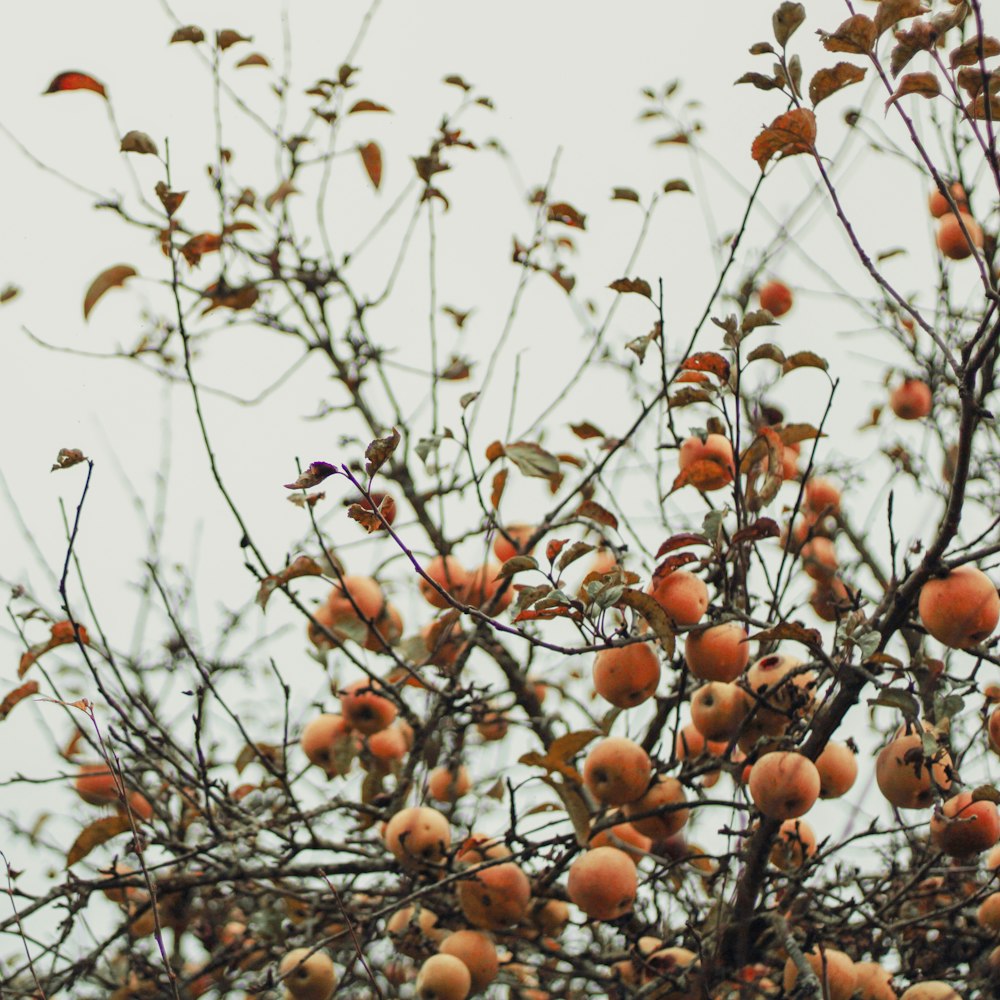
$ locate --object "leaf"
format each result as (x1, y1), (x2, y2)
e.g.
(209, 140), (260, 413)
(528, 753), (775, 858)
(201, 282), (259, 314)
(779, 423), (824, 447)
(731, 517), (781, 544)
(570, 421), (604, 440)
(891, 22), (940, 75)
(609, 277), (652, 298)
(547, 202), (587, 229)
(288, 491), (325, 508)
(0, 681), (38, 721)
(180, 233), (222, 266)
(490, 469), (507, 509)
(663, 179), (692, 194)
(668, 387), (713, 408)
(619, 591), (676, 656)
(549, 730), (602, 763)
(442, 305), (473, 328)
(504, 441), (560, 480)
(670, 459), (732, 494)
(365, 427), (400, 478)
(0, 284), (20, 304)
(556, 541), (594, 572)
(876, 0), (931, 37)
(236, 53), (270, 68)
(51, 448), (87, 472)
(359, 141), (383, 189)
(965, 94), (1000, 120)
(119, 131), (158, 155)
(867, 687), (920, 719)
(349, 99), (392, 114)
(885, 72), (940, 111)
(773, 2), (806, 46)
(154, 182), (186, 216)
(67, 814), (131, 867)
(820, 15), (877, 54)
(575, 500), (619, 531)
(736, 72), (781, 92)
(264, 180), (300, 212)
(83, 266), (137, 320)
(44, 71), (107, 99)
(655, 533), (709, 558)
(611, 187), (640, 202)
(284, 462), (339, 490)
(950, 35), (1000, 69)
(749, 622), (822, 647)
(347, 503), (387, 534)
(542, 776), (592, 846)
(782, 351), (829, 374)
(741, 309), (779, 334)
(746, 343), (786, 365)
(751, 108), (817, 171)
(170, 25), (205, 44)
(972, 785), (1000, 805)
(217, 29), (252, 50)
(495, 556), (539, 580)
(443, 74), (472, 91)
(256, 556), (324, 610)
(681, 352), (730, 381)
(809, 63), (867, 106)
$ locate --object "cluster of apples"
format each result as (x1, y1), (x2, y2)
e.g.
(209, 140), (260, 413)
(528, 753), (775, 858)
(930, 181), (984, 261)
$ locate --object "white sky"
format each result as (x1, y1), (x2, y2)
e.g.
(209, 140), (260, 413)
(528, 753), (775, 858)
(1, 0), (996, 963)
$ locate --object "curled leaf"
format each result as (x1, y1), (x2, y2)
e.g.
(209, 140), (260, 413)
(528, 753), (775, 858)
(365, 427), (400, 478)
(44, 71), (106, 98)
(236, 53), (270, 68)
(170, 25), (205, 44)
(217, 29), (252, 50)
(885, 72), (940, 111)
(154, 182), (186, 216)
(609, 277), (652, 298)
(547, 202), (587, 229)
(809, 63), (867, 106)
(284, 462), (339, 490)
(876, 0), (931, 37)
(504, 441), (560, 481)
(119, 131), (158, 156)
(751, 108), (816, 171)
(773, 2), (806, 46)
(51, 448), (87, 472)
(83, 266), (137, 320)
(0, 681), (39, 721)
(820, 14), (877, 54)
(681, 352), (730, 381)
(575, 500), (619, 530)
(67, 814), (132, 867)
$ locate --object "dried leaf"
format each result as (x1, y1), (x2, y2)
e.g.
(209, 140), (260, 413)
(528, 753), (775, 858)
(736, 72), (781, 92)
(609, 277), (652, 298)
(0, 284), (20, 304)
(170, 25), (205, 44)
(547, 201), (587, 229)
(349, 99), (392, 114)
(504, 441), (560, 480)
(51, 448), (86, 472)
(556, 541), (595, 572)
(891, 22), (941, 75)
(575, 500), (619, 531)
(820, 14), (877, 54)
(668, 387), (713, 408)
(972, 785), (1000, 805)
(288, 491), (325, 508)
(264, 180), (300, 212)
(284, 462), (339, 490)
(201, 282), (259, 314)
(809, 63), (867, 106)
(67, 814), (131, 867)
(876, 0), (931, 37)
(44, 71), (107, 99)
(885, 71), (940, 111)
(742, 309), (779, 334)
(682, 352), (731, 381)
(782, 351), (829, 373)
(663, 179), (692, 194)
(83, 266), (137, 320)
(950, 35), (1000, 69)
(548, 730), (602, 763)
(217, 29), (252, 50)
(490, 469), (507, 509)
(965, 94), (1000, 120)
(618, 591), (676, 657)
(780, 423), (824, 447)
(495, 555), (539, 580)
(0, 681), (38, 721)
(751, 108), (817, 171)
(773, 2), (806, 46)
(359, 141), (383, 190)
(256, 556), (324, 609)
(570, 421), (604, 440)
(119, 131), (158, 156)
(180, 233), (222, 267)
(749, 621), (822, 647)
(612, 187), (640, 202)
(670, 459), (733, 494)
(365, 427), (400, 478)
(542, 776), (592, 846)
(442, 305), (473, 328)
(443, 74), (472, 91)
(154, 182), (186, 216)
(236, 53), (270, 68)
(656, 533), (709, 558)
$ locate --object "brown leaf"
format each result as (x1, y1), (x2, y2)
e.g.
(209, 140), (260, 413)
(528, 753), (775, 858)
(820, 14), (877, 54)
(773, 2), (806, 46)
(611, 187), (640, 202)
(735, 72), (781, 92)
(751, 108), (817, 171)
(957, 67), (1000, 100)
(876, 0), (931, 37)
(504, 441), (560, 480)
(547, 201), (587, 229)
(655, 533), (709, 558)
(0, 284), (19, 304)
(809, 63), (867, 106)
(44, 71), (106, 98)
(556, 541), (594, 572)
(51, 448), (87, 472)
(154, 182), (186, 216)
(663, 179), (692, 195)
(284, 462), (339, 490)
(782, 351), (829, 374)
(731, 518), (781, 544)
(180, 233), (222, 267)
(170, 25), (205, 44)
(749, 621), (822, 647)
(442, 305), (473, 328)
(965, 94), (1000, 120)
(288, 491), (325, 508)
(885, 71), (940, 111)
(490, 469), (507, 509)
(548, 730), (602, 763)
(201, 282), (259, 314)
(779, 423), (825, 447)
(670, 459), (733, 493)
(972, 785), (1000, 805)
(618, 591), (676, 657)
(746, 343), (786, 365)
(575, 500), (619, 531)
(257, 556), (324, 609)
(609, 277), (652, 298)
(652, 553), (699, 581)
(542, 776), (592, 845)
(349, 99), (392, 114)
(443, 74), (472, 91)
(264, 180), (300, 212)
(681, 352), (730, 381)
(119, 131), (158, 155)
(365, 427), (400, 478)
(236, 53), (270, 68)
(83, 266), (137, 320)
(217, 29), (252, 50)
(67, 814), (131, 867)
(668, 387), (714, 408)
(359, 141), (383, 189)
(0, 681), (38, 721)
(950, 35), (1000, 70)
(891, 22), (940, 76)
(570, 421), (604, 440)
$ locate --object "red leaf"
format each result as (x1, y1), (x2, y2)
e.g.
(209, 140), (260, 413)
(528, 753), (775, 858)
(681, 352), (731, 381)
(359, 141), (383, 189)
(44, 71), (107, 99)
(751, 108), (817, 171)
(655, 533), (710, 558)
(651, 552), (698, 582)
